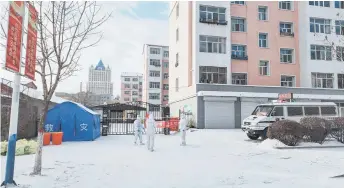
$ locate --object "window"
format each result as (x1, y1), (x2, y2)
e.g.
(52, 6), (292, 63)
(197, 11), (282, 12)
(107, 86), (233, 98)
(132, 78), (138, 82)
(150, 59), (161, 67)
(164, 73), (169, 79)
(163, 84), (169, 90)
(163, 51), (169, 58)
(280, 48), (294, 63)
(287, 107), (303, 116)
(281, 75), (295, 87)
(164, 62), (169, 68)
(132, 98), (138, 102)
(199, 66), (227, 84)
(259, 60), (269, 76)
(163, 95), (169, 101)
(124, 91), (130, 95)
(309, 1), (330, 7)
(199, 5), (226, 24)
(279, 1), (292, 10)
(231, 44), (247, 59)
(149, 71), (160, 77)
(338, 74), (344, 89)
(124, 78), (130, 81)
(149, 82), (160, 89)
(335, 1), (344, 9)
(231, 1), (245, 5)
(310, 45), (332, 61)
(132, 84), (138, 89)
(258, 6), (268, 21)
(336, 46), (344, 61)
(321, 106), (336, 115)
(232, 73), (247, 85)
(304, 107), (320, 116)
(176, 28), (179, 42)
(309, 18), (331, 34)
(259, 33), (268, 48)
(149, 104), (160, 112)
(311, 72), (334, 88)
(335, 20), (344, 35)
(271, 107), (284, 116)
(124, 98), (130, 102)
(132, 91), (138, 96)
(231, 17), (246, 32)
(139, 82), (142, 85)
(176, 2), (179, 18)
(150, 48), (160, 54)
(280, 22), (293, 36)
(199, 35), (226, 54)
(176, 53), (179, 66)
(176, 78), (179, 92)
(124, 84), (130, 89)
(149, 93), (160, 100)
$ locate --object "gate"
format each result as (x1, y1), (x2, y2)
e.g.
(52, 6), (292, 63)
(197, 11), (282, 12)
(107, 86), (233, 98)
(93, 102), (170, 135)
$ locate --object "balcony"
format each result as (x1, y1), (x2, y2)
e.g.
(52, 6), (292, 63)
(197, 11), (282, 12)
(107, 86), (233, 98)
(280, 31), (294, 37)
(231, 54), (248, 60)
(199, 18), (228, 25)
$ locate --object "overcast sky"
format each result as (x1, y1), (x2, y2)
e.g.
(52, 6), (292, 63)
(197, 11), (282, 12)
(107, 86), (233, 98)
(0, 1), (169, 97)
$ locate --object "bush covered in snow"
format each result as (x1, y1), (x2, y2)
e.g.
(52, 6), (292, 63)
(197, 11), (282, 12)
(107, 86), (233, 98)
(330, 117), (344, 143)
(300, 117), (332, 144)
(267, 120), (304, 146)
(0, 139), (38, 156)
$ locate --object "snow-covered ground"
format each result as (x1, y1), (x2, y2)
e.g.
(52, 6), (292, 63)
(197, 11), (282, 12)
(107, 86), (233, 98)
(1, 130), (344, 188)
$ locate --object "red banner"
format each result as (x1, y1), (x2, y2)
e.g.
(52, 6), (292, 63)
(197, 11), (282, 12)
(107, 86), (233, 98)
(5, 1), (24, 73)
(24, 3), (38, 80)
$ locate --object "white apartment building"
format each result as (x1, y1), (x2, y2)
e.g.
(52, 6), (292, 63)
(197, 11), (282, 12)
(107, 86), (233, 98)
(120, 72), (143, 103)
(142, 44), (169, 112)
(299, 1), (344, 89)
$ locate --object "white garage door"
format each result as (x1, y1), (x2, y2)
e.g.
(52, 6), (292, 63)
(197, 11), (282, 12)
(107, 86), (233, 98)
(205, 101), (235, 129)
(241, 101), (260, 123)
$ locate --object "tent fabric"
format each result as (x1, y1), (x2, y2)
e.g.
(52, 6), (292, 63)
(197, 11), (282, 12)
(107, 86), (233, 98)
(44, 101), (101, 141)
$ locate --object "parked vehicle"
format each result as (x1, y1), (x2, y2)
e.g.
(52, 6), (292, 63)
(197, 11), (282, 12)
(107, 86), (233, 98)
(241, 102), (338, 140)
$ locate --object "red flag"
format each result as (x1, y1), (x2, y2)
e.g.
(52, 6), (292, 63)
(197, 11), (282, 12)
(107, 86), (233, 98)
(24, 3), (38, 80)
(5, 1), (25, 73)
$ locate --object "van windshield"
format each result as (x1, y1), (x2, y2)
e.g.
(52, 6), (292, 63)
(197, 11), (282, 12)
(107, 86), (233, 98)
(251, 106), (274, 116)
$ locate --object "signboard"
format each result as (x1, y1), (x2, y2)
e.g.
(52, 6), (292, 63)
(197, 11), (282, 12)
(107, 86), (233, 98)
(278, 93), (293, 101)
(5, 1), (25, 73)
(24, 3), (38, 80)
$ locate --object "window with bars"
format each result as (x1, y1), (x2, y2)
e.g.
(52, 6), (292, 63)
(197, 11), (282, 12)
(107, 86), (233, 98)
(149, 82), (160, 89)
(280, 22), (294, 36)
(279, 1), (292, 10)
(258, 6), (268, 21)
(336, 46), (344, 61)
(231, 1), (245, 5)
(149, 71), (160, 77)
(281, 75), (295, 87)
(199, 5), (226, 24)
(199, 35), (226, 54)
(150, 59), (161, 67)
(231, 17), (246, 32)
(232, 73), (247, 85)
(231, 44), (247, 60)
(199, 66), (227, 84)
(338, 74), (344, 89)
(149, 93), (160, 100)
(310, 18), (331, 34)
(310, 45), (332, 61)
(309, 1), (330, 7)
(150, 48), (160, 54)
(311, 72), (334, 88)
(335, 20), (344, 35)
(259, 33), (268, 48)
(259, 60), (269, 76)
(280, 48), (294, 63)
(335, 1), (344, 9)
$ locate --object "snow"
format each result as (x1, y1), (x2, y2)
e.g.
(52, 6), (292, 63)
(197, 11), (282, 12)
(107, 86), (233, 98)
(1, 130), (344, 188)
(69, 101), (99, 115)
(260, 138), (344, 149)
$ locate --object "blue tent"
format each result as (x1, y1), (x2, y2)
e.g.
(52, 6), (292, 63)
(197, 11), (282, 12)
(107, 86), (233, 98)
(44, 101), (101, 141)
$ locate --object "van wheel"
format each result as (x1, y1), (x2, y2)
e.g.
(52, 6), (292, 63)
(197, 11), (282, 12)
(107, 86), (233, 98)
(247, 134), (259, 140)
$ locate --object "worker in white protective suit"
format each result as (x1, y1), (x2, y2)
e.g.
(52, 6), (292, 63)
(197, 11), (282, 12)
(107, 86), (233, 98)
(179, 114), (188, 146)
(134, 115), (144, 145)
(146, 114), (156, 152)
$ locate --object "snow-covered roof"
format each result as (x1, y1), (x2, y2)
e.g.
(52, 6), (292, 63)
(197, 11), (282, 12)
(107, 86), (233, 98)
(121, 72), (143, 77)
(67, 101), (99, 115)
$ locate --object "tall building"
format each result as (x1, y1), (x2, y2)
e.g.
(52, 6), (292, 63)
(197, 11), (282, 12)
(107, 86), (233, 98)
(120, 72), (143, 103)
(142, 44), (169, 111)
(168, 1), (344, 129)
(87, 60), (113, 105)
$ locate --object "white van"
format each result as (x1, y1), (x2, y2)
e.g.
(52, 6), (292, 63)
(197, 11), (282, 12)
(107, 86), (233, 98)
(241, 102), (338, 140)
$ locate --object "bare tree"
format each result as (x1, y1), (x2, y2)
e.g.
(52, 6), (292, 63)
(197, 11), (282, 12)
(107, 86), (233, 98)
(1, 1), (110, 175)
(71, 91), (93, 106)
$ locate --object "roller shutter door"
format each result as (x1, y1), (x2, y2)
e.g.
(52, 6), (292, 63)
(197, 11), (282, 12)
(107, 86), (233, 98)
(205, 101), (235, 129)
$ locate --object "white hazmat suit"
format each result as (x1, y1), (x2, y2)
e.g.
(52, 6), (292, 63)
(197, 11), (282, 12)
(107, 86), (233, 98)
(146, 114), (156, 152)
(179, 115), (188, 146)
(134, 116), (144, 145)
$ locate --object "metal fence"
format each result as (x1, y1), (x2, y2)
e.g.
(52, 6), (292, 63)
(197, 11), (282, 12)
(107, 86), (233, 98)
(102, 118), (165, 135)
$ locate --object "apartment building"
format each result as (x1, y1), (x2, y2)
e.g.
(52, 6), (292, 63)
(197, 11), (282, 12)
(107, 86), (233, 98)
(120, 72), (143, 103)
(169, 1), (344, 129)
(142, 44), (169, 111)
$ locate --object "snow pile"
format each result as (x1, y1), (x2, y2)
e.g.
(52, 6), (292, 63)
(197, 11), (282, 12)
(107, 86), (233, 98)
(298, 140), (344, 147)
(259, 139), (288, 149)
(1, 139), (38, 156)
